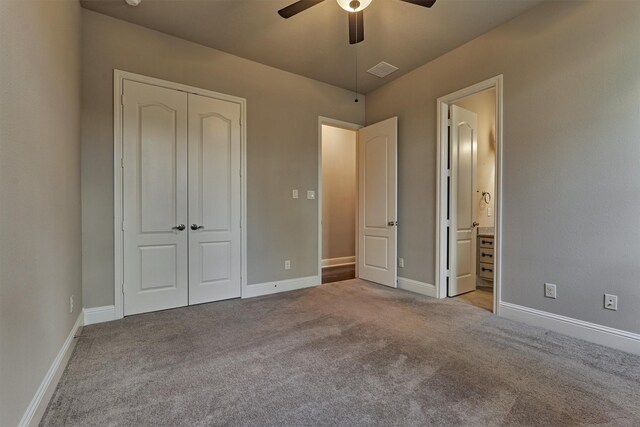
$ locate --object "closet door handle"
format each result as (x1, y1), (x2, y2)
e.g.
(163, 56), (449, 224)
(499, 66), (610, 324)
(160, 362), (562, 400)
(172, 224), (186, 231)
(190, 224), (204, 231)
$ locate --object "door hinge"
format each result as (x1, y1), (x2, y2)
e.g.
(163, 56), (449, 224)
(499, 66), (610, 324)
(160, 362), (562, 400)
(120, 94), (125, 106)
(122, 283), (125, 294)
(121, 220), (125, 231)
(121, 157), (124, 168)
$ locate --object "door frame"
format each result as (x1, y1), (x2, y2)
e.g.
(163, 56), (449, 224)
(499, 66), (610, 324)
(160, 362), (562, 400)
(113, 70), (247, 320)
(435, 75), (503, 314)
(317, 117), (362, 280)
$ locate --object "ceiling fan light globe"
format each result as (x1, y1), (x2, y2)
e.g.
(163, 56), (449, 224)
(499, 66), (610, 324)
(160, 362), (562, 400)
(336, 0), (372, 12)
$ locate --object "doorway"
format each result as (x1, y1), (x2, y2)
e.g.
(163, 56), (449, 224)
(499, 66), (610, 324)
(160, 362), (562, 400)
(114, 71), (247, 319)
(320, 124), (358, 283)
(318, 116), (399, 288)
(436, 76), (503, 314)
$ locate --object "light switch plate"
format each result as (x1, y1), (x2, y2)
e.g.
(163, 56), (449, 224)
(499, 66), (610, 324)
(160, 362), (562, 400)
(398, 258), (404, 268)
(292, 189), (298, 199)
(284, 260), (291, 270)
(307, 190), (315, 200)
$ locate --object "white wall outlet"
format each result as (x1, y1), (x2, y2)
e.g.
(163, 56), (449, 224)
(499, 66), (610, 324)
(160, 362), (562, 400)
(604, 294), (618, 311)
(398, 258), (404, 268)
(70, 295), (74, 313)
(284, 260), (291, 270)
(307, 190), (315, 200)
(544, 283), (557, 299)
(292, 189), (298, 199)
(487, 207), (492, 217)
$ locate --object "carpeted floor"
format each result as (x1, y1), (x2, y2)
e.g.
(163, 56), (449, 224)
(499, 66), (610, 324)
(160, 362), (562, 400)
(42, 279), (640, 426)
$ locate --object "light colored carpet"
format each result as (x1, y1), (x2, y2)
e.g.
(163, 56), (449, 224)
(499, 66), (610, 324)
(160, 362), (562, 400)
(42, 279), (640, 426)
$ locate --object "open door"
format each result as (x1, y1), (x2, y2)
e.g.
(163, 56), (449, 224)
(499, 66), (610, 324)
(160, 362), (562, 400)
(448, 105), (478, 296)
(357, 117), (398, 288)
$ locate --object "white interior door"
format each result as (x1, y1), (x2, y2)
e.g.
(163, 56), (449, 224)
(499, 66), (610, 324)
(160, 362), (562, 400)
(357, 117), (398, 287)
(122, 80), (189, 315)
(448, 105), (478, 297)
(188, 94), (242, 304)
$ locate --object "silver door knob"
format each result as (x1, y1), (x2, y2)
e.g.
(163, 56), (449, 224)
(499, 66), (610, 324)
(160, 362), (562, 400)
(172, 224), (186, 231)
(472, 221), (479, 227)
(190, 224), (204, 231)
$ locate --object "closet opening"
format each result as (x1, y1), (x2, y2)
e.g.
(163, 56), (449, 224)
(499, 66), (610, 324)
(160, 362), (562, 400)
(318, 119), (359, 284)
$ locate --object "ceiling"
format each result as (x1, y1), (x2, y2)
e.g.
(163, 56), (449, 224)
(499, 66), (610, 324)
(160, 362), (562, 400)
(80, 0), (544, 94)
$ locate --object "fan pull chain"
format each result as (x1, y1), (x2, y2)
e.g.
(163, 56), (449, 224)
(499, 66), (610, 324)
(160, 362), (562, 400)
(355, 43), (359, 103)
(354, 10), (359, 103)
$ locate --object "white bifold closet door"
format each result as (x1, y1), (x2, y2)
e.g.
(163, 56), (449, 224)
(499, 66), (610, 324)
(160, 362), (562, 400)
(122, 80), (241, 316)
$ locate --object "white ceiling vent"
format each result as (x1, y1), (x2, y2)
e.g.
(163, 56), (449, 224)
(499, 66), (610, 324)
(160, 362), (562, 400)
(367, 61), (399, 78)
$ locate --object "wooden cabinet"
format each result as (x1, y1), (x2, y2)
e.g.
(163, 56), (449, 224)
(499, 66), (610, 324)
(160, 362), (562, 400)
(477, 235), (494, 284)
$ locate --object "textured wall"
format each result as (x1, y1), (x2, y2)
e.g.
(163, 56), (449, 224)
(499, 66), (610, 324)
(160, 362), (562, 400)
(456, 89), (496, 228)
(81, 10), (365, 308)
(322, 125), (357, 261)
(0, 1), (82, 424)
(366, 0), (640, 333)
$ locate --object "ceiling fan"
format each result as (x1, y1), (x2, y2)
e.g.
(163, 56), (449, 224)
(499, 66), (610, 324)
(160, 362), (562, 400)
(278, 0), (437, 44)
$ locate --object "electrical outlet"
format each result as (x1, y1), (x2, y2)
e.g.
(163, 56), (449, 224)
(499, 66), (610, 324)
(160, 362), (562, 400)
(284, 260), (291, 270)
(544, 283), (557, 299)
(487, 207), (492, 217)
(307, 190), (315, 200)
(604, 294), (618, 311)
(70, 295), (74, 313)
(292, 189), (298, 199)
(398, 258), (404, 268)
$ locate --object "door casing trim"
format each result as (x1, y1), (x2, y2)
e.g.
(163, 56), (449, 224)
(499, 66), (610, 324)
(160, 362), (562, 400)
(113, 70), (247, 320)
(435, 75), (503, 314)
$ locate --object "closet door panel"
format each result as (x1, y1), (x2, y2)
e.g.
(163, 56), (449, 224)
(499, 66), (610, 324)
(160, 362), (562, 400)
(122, 80), (188, 315)
(188, 94), (242, 305)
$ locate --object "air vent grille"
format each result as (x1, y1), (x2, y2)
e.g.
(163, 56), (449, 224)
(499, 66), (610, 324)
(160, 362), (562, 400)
(367, 61), (399, 78)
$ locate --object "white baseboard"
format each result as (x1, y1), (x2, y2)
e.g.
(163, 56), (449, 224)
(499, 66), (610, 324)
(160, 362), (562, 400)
(322, 256), (356, 268)
(243, 275), (321, 299)
(18, 312), (83, 427)
(83, 305), (116, 326)
(499, 302), (640, 356)
(398, 277), (437, 298)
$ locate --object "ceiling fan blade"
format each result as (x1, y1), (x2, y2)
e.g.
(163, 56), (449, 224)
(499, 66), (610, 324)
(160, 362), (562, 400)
(278, 0), (326, 18)
(348, 11), (364, 44)
(399, 0), (437, 8)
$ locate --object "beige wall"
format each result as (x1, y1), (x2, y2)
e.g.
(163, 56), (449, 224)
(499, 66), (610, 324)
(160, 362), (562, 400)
(0, 1), (82, 425)
(366, 0), (640, 333)
(322, 125), (357, 261)
(81, 10), (365, 308)
(455, 89), (496, 228)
